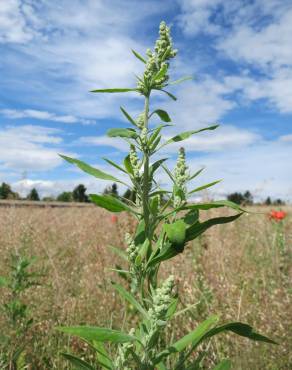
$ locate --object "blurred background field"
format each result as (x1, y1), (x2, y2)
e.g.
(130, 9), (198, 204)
(0, 205), (291, 369)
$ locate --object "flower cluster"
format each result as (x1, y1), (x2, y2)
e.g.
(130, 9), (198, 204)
(173, 147), (189, 207)
(148, 275), (175, 323)
(137, 21), (177, 94)
(129, 145), (141, 179)
(114, 328), (135, 369)
(125, 232), (138, 263)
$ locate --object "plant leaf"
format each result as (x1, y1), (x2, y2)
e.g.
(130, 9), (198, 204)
(164, 125), (219, 146)
(91, 88), (137, 93)
(155, 316), (219, 363)
(132, 49), (146, 63)
(107, 128), (138, 139)
(189, 167), (205, 180)
(90, 194), (134, 214)
(112, 282), (149, 319)
(150, 158), (168, 177)
(103, 158), (127, 174)
(169, 76), (193, 85)
(93, 341), (114, 370)
(60, 155), (121, 183)
(60, 353), (95, 370)
(213, 359), (232, 370)
(151, 109), (171, 122)
(186, 213), (242, 242)
(164, 219), (186, 250)
(160, 89), (177, 101)
(188, 180), (222, 194)
(185, 200), (245, 213)
(202, 322), (277, 345)
(120, 106), (138, 127)
(57, 326), (137, 344)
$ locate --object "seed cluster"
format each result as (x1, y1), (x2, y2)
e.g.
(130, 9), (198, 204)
(125, 232), (138, 263)
(173, 147), (189, 207)
(129, 145), (140, 179)
(114, 328), (135, 369)
(137, 21), (177, 94)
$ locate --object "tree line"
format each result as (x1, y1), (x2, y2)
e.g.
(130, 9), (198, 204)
(0, 182), (286, 205)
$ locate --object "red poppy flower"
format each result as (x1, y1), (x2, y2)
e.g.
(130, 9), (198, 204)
(110, 214), (118, 223)
(269, 210), (287, 221)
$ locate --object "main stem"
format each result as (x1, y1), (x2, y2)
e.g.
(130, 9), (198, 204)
(142, 94), (150, 238)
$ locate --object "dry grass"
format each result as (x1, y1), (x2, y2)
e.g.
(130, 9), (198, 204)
(0, 205), (291, 369)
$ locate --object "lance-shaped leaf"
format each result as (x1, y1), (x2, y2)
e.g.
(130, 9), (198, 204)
(150, 158), (168, 177)
(185, 200), (246, 213)
(57, 326), (137, 344)
(213, 359), (232, 370)
(163, 125), (219, 147)
(186, 213), (243, 242)
(147, 241), (180, 269)
(60, 353), (95, 370)
(120, 106), (138, 127)
(103, 158), (127, 174)
(60, 155), (121, 183)
(169, 76), (193, 85)
(160, 89), (177, 101)
(93, 341), (114, 370)
(108, 246), (128, 262)
(189, 167), (205, 180)
(107, 128), (138, 139)
(201, 322), (277, 345)
(111, 282), (149, 319)
(90, 194), (135, 214)
(132, 49), (146, 63)
(91, 88), (137, 93)
(150, 109), (171, 122)
(154, 315), (219, 363)
(189, 180), (222, 194)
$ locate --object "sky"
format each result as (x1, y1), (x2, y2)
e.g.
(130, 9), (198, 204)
(0, 0), (291, 201)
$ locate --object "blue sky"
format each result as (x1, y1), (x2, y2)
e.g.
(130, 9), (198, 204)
(0, 0), (291, 201)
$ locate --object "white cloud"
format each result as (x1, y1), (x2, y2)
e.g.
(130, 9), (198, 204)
(0, 108), (94, 124)
(0, 124), (69, 171)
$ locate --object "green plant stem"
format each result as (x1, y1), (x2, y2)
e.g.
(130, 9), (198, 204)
(142, 94), (150, 241)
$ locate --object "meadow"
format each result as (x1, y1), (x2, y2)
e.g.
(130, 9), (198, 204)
(0, 204), (291, 369)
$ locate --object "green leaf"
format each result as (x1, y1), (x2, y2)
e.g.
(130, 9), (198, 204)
(60, 155), (121, 183)
(186, 213), (242, 242)
(151, 109), (171, 122)
(90, 194), (134, 214)
(189, 167), (205, 180)
(132, 49), (146, 63)
(91, 88), (137, 93)
(108, 246), (128, 262)
(185, 200), (245, 213)
(189, 180), (222, 194)
(162, 164), (175, 183)
(150, 158), (168, 177)
(153, 63), (168, 82)
(93, 341), (113, 370)
(57, 326), (137, 344)
(120, 107), (138, 127)
(147, 241), (180, 269)
(160, 89), (177, 101)
(112, 282), (149, 319)
(124, 155), (134, 176)
(202, 322), (277, 345)
(155, 316), (219, 363)
(164, 125), (219, 146)
(169, 76), (193, 85)
(60, 353), (95, 370)
(107, 128), (138, 139)
(213, 359), (232, 370)
(164, 219), (186, 250)
(103, 157), (127, 174)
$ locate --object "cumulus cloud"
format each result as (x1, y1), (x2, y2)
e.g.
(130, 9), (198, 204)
(0, 125), (69, 171)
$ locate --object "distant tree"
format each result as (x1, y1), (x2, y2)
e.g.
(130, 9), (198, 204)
(227, 192), (245, 205)
(103, 183), (119, 197)
(265, 196), (272, 205)
(243, 190), (253, 205)
(274, 198), (285, 205)
(27, 188), (40, 201)
(0, 182), (14, 199)
(72, 184), (88, 202)
(57, 191), (73, 202)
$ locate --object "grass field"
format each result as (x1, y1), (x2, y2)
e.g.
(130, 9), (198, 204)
(0, 205), (291, 369)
